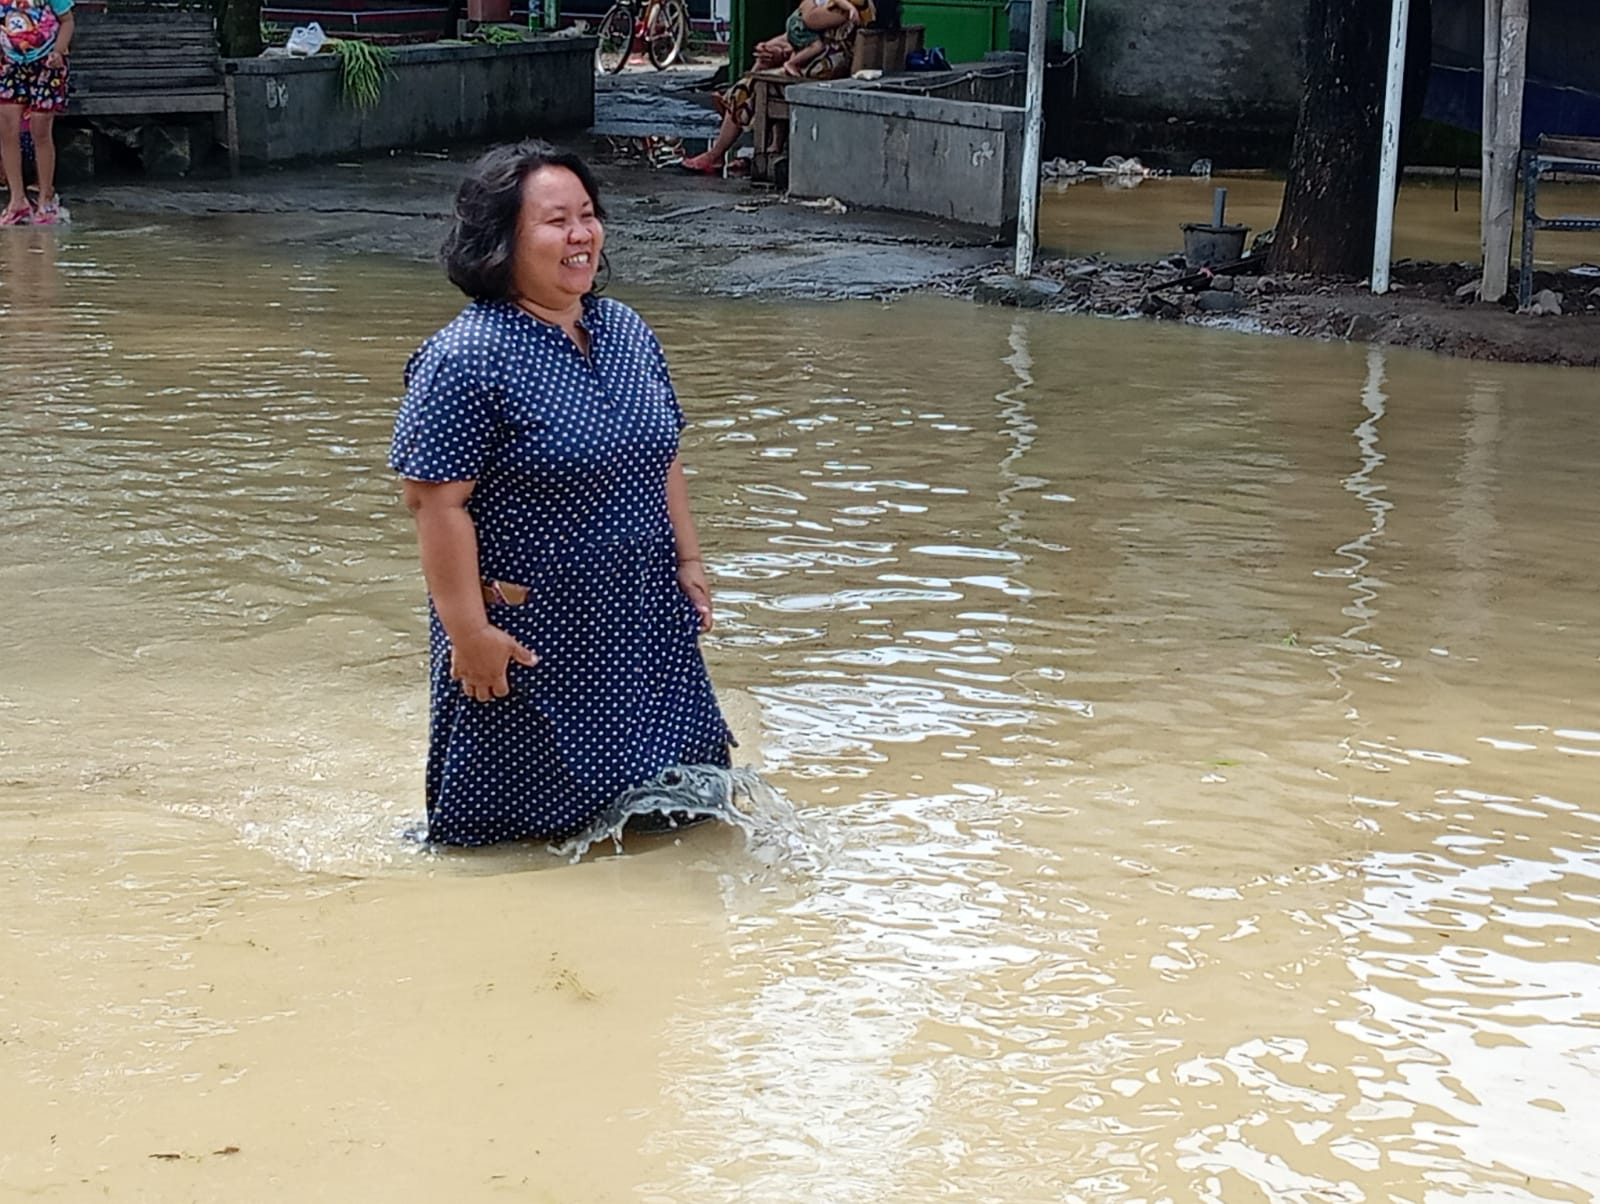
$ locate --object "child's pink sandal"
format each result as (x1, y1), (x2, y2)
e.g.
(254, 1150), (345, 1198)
(31, 200), (63, 226)
(0, 207), (31, 227)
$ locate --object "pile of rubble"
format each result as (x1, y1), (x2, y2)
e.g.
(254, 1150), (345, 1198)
(957, 255), (1600, 365)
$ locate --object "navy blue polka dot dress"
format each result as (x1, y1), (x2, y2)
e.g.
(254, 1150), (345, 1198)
(390, 297), (732, 846)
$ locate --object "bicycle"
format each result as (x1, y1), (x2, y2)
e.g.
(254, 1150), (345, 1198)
(595, 0), (689, 73)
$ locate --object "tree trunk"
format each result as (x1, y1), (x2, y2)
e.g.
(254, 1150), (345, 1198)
(216, 0), (263, 58)
(1481, 0), (1528, 301)
(1270, 0), (1430, 275)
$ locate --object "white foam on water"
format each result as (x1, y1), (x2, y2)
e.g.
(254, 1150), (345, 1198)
(549, 765), (815, 868)
(196, 766), (816, 879)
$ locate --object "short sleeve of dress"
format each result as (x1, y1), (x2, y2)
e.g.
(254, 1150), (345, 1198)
(389, 339), (499, 482)
(645, 327), (687, 434)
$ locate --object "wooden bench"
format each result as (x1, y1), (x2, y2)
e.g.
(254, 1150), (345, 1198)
(67, 10), (235, 171)
(749, 23), (924, 184)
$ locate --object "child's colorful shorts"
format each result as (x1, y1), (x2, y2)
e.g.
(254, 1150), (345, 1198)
(0, 56), (71, 115)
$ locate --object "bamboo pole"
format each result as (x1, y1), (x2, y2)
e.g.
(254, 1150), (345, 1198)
(1372, 0), (1411, 293)
(1481, 0), (1528, 302)
(1480, 0), (1501, 263)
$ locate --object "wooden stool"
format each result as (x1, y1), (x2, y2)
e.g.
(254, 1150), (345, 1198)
(746, 27), (925, 185)
(851, 23), (924, 73)
(749, 69), (793, 185)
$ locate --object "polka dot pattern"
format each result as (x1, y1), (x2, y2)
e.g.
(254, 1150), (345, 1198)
(390, 297), (732, 846)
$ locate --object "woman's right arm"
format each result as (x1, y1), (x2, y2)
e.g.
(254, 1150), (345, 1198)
(403, 479), (537, 701)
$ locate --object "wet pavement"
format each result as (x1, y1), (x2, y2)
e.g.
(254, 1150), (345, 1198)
(593, 58), (723, 139)
(69, 141), (1001, 301)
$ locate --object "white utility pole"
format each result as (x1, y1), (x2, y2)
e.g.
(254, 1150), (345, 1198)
(1371, 0), (1412, 293)
(1481, 0), (1528, 301)
(1013, 0), (1050, 277)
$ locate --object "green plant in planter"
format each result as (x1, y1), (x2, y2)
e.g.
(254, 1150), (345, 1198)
(474, 23), (530, 43)
(326, 38), (394, 108)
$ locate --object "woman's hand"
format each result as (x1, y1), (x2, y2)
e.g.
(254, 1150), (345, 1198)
(450, 624), (539, 702)
(677, 560), (714, 632)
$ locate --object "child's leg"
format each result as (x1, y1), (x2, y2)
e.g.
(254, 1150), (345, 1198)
(0, 104), (27, 216)
(783, 41), (823, 75)
(29, 111), (55, 204)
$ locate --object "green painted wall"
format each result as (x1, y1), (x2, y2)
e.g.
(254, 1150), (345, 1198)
(729, 0), (1080, 77)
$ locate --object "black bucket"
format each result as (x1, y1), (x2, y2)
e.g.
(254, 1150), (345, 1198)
(1180, 222), (1248, 270)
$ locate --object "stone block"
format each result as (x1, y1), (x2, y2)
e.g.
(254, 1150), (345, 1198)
(1196, 290), (1244, 313)
(974, 274), (1066, 308)
(53, 125), (96, 183)
(1521, 288), (1564, 317)
(1139, 291), (1183, 319)
(142, 123), (197, 177)
(226, 38), (595, 166)
(786, 77), (1025, 233)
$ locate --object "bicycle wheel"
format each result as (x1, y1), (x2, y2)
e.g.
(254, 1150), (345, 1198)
(596, 3), (635, 74)
(646, 0), (689, 69)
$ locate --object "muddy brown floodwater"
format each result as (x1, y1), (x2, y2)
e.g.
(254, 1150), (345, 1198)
(1039, 172), (1600, 268)
(3, 219), (1599, 1203)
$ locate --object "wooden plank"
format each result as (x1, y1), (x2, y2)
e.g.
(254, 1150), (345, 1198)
(75, 41), (217, 51)
(79, 13), (214, 25)
(76, 68), (220, 80)
(76, 48), (219, 59)
(77, 26), (215, 35)
(75, 76), (222, 91)
(71, 60), (221, 75)
(71, 84), (225, 97)
(78, 23), (213, 35)
(76, 66), (220, 78)
(75, 57), (219, 68)
(71, 92), (225, 114)
(75, 62), (222, 73)
(78, 35), (217, 45)
(78, 38), (216, 49)
(76, 57), (219, 67)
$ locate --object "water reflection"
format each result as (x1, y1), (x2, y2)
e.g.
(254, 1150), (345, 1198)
(1038, 172), (1600, 267)
(0, 226), (60, 321)
(1, 225), (1598, 1202)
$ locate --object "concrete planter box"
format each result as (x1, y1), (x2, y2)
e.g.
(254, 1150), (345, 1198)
(785, 74), (1025, 234)
(224, 38), (596, 166)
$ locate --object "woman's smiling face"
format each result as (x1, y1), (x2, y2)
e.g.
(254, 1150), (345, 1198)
(512, 165), (604, 307)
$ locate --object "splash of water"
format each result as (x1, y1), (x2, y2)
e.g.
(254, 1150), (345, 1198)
(549, 765), (811, 866)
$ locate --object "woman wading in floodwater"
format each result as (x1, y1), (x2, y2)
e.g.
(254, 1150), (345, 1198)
(391, 141), (732, 846)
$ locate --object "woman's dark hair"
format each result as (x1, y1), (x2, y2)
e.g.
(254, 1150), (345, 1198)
(441, 140), (608, 302)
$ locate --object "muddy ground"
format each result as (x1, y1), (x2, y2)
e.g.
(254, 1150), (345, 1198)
(65, 86), (1600, 368)
(71, 141), (1005, 299)
(965, 254), (1600, 368)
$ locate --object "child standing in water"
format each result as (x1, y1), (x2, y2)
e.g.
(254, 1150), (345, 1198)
(0, 0), (75, 226)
